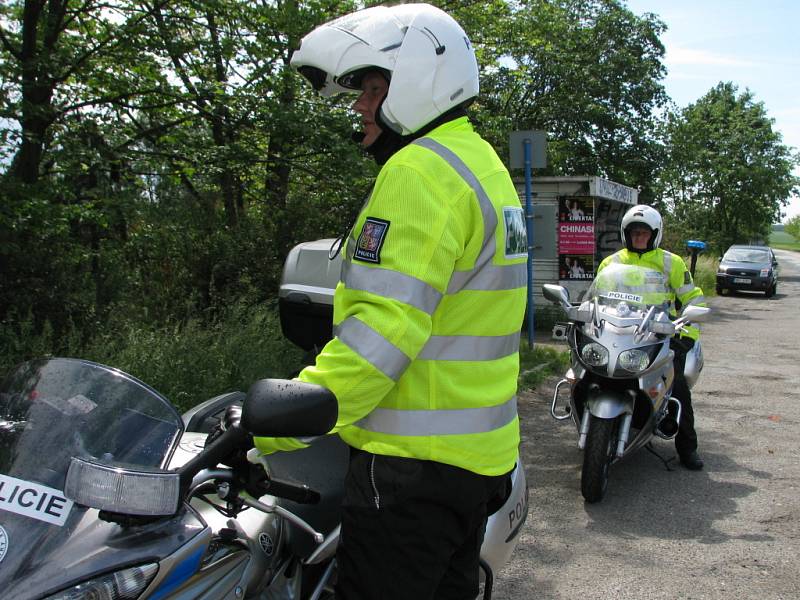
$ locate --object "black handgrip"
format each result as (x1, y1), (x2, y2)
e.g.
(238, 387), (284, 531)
(265, 477), (321, 505)
(178, 425), (251, 493)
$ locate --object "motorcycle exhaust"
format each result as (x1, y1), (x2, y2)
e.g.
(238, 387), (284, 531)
(655, 397), (682, 440)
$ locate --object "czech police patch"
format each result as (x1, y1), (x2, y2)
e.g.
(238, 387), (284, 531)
(354, 217), (390, 264)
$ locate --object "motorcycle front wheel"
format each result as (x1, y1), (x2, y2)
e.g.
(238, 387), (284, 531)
(581, 415), (616, 503)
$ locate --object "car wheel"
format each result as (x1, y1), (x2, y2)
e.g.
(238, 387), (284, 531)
(717, 286), (727, 295)
(765, 283), (776, 298)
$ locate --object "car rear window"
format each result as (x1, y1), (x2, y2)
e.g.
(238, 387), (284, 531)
(724, 248), (770, 263)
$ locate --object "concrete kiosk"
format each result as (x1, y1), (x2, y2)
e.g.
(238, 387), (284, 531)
(515, 175), (639, 303)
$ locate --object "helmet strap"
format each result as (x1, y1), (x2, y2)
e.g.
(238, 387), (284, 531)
(354, 103), (471, 166)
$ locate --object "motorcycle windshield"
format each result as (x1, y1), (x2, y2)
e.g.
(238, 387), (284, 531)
(0, 358), (187, 596)
(587, 263), (671, 316)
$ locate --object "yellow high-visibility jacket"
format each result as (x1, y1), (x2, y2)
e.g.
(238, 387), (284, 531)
(257, 117), (527, 476)
(597, 247), (706, 341)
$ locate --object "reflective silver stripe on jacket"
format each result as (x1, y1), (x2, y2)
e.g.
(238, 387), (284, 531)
(354, 396), (518, 436)
(676, 283), (696, 296)
(683, 295), (706, 307)
(336, 317), (410, 381)
(418, 333), (520, 361)
(625, 283), (674, 294)
(342, 260), (442, 315)
(413, 137), (526, 292)
(662, 252), (672, 279)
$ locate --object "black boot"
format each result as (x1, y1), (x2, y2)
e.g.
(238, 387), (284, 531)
(679, 451), (704, 471)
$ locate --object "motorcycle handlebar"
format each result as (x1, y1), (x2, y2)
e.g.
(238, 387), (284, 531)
(263, 477), (321, 505)
(178, 425), (251, 493)
(179, 427), (322, 505)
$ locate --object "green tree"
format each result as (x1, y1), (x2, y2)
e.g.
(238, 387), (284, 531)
(461, 0), (668, 202)
(660, 82), (800, 252)
(785, 214), (800, 240)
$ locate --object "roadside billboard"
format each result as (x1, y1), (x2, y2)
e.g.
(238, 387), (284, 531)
(558, 197), (595, 281)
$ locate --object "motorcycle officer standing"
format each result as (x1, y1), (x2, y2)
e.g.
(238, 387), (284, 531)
(251, 4), (528, 599)
(597, 205), (706, 470)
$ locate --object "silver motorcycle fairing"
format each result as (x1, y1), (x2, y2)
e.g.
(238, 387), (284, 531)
(0, 504), (209, 600)
(684, 339), (704, 389)
(480, 456), (528, 577)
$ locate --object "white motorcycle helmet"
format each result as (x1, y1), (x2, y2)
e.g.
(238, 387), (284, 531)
(621, 204), (663, 252)
(290, 3), (479, 136)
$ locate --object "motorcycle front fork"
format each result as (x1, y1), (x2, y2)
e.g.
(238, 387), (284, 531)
(578, 409), (633, 458)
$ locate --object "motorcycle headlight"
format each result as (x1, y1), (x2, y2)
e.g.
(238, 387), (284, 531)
(44, 563), (158, 600)
(580, 342), (608, 367)
(618, 349), (650, 373)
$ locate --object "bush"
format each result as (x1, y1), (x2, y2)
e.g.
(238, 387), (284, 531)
(0, 302), (305, 413)
(687, 254), (718, 297)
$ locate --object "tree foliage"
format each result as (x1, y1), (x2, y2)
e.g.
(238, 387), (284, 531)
(659, 82), (800, 252)
(785, 215), (800, 241)
(466, 0), (668, 202)
(0, 1), (797, 375)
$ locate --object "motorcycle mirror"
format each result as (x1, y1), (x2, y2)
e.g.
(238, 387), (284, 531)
(242, 379), (338, 437)
(566, 306), (592, 323)
(542, 284), (571, 309)
(649, 320), (675, 335)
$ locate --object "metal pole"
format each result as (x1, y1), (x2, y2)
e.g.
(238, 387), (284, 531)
(524, 139), (534, 349)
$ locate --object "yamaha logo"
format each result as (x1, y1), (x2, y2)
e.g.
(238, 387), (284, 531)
(258, 532), (274, 556)
(0, 525), (8, 563)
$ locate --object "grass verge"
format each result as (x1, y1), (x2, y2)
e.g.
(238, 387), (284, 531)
(518, 343), (570, 391)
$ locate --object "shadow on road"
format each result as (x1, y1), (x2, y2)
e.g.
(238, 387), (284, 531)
(516, 381), (765, 554)
(582, 445), (763, 545)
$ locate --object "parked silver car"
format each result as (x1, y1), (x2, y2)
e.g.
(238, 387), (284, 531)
(716, 245), (779, 297)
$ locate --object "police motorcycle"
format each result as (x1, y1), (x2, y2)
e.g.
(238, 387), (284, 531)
(542, 262), (709, 503)
(0, 360), (527, 599)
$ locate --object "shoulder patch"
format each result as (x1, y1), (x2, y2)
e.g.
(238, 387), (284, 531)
(684, 271), (692, 285)
(354, 217), (390, 264)
(503, 206), (528, 259)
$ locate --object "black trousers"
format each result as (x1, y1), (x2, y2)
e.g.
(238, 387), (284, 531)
(671, 338), (699, 457)
(335, 448), (509, 600)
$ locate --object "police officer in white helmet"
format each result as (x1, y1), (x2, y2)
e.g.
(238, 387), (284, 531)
(250, 4), (529, 599)
(598, 205), (706, 470)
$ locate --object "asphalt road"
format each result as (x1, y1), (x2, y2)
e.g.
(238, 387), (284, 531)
(494, 248), (800, 600)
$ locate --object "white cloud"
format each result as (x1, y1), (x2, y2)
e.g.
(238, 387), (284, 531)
(666, 47), (760, 69)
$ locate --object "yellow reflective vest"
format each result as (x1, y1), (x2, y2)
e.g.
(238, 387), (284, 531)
(597, 248), (706, 341)
(287, 117), (526, 476)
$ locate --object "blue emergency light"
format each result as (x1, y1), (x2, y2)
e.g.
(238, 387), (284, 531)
(687, 240), (706, 250)
(686, 240), (706, 278)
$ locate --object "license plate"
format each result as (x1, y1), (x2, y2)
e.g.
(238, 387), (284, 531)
(733, 278), (751, 284)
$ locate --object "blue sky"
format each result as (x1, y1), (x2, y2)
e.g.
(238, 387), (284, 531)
(625, 0), (800, 221)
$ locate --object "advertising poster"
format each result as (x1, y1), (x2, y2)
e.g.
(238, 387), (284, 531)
(558, 197), (595, 280)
